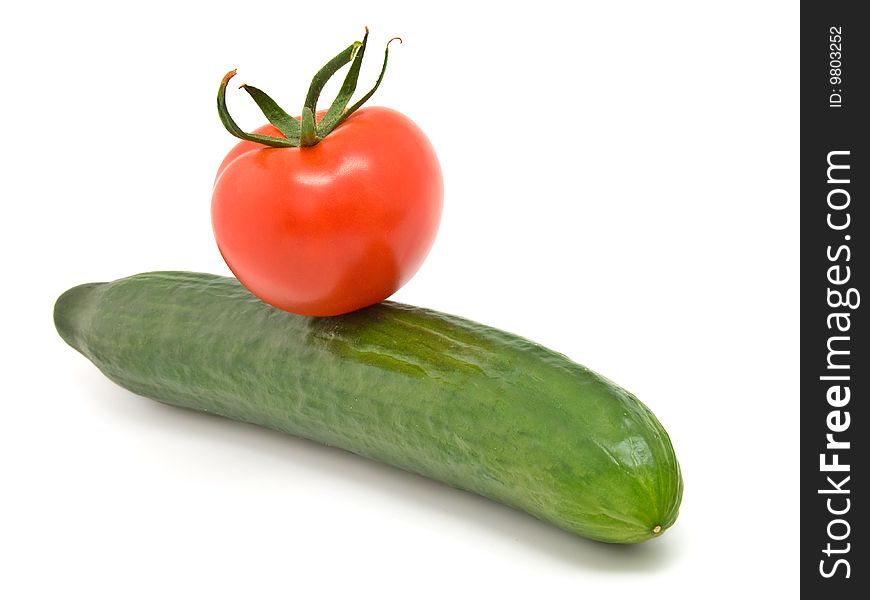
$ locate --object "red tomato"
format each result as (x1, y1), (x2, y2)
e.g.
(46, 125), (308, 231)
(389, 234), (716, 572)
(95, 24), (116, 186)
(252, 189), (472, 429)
(212, 106), (442, 316)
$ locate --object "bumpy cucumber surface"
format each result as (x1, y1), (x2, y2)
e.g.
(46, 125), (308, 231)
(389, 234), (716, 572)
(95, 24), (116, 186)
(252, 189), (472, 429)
(54, 271), (682, 543)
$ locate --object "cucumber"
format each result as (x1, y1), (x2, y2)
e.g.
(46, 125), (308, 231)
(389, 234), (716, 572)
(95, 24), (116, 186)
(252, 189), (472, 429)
(54, 271), (682, 543)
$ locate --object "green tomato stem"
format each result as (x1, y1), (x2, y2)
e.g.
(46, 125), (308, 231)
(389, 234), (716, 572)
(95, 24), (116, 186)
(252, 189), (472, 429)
(217, 28), (398, 148)
(300, 107), (318, 147)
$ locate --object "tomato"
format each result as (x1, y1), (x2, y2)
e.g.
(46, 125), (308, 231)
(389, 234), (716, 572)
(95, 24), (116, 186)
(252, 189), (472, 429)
(212, 106), (442, 316)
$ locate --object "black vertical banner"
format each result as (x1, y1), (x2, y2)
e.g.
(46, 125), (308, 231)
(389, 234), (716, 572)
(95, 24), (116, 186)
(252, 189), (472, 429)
(802, 2), (868, 596)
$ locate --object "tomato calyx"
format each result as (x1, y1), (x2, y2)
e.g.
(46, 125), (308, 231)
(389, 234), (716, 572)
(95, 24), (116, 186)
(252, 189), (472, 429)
(217, 28), (402, 148)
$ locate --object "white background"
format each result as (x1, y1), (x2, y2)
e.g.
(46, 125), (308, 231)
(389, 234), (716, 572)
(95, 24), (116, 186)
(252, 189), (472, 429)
(1, 1), (799, 597)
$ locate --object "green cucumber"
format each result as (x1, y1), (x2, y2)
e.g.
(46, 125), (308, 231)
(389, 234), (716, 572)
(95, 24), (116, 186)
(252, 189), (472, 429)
(54, 271), (682, 543)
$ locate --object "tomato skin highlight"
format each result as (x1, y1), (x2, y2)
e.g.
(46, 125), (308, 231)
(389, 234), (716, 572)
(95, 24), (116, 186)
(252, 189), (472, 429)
(212, 106), (443, 316)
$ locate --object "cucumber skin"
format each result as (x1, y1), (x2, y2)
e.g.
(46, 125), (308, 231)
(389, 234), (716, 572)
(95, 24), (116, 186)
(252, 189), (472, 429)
(54, 272), (682, 544)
